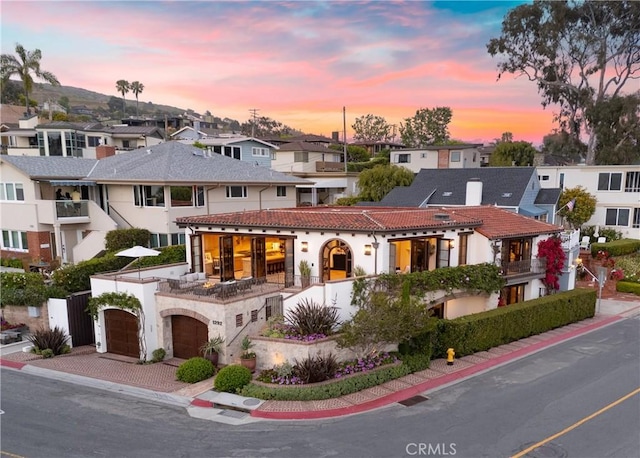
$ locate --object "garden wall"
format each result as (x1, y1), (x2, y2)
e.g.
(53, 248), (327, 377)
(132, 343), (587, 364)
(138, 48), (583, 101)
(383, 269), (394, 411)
(2, 304), (50, 332)
(252, 335), (357, 370)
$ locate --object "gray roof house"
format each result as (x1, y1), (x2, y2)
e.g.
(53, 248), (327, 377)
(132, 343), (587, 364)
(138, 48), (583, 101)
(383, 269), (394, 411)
(0, 142), (310, 266)
(375, 167), (561, 223)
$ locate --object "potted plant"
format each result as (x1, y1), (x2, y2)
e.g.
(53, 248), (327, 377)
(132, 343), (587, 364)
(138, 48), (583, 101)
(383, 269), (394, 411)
(299, 260), (311, 288)
(200, 335), (224, 366)
(239, 335), (256, 373)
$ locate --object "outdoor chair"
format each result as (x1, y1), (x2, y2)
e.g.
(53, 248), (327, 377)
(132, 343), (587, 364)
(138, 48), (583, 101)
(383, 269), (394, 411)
(597, 236), (606, 244)
(579, 236), (591, 250)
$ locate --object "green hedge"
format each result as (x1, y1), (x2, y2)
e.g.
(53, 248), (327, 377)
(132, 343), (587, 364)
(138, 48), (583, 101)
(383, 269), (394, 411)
(617, 280), (640, 296)
(432, 288), (597, 358)
(240, 363), (410, 401)
(104, 228), (152, 252)
(0, 257), (24, 269)
(51, 254), (131, 293)
(130, 245), (186, 268)
(591, 238), (640, 257)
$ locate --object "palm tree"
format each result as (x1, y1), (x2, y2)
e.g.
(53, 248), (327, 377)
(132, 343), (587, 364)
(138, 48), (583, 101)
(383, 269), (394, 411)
(130, 81), (144, 116)
(115, 80), (130, 114)
(0, 43), (60, 116)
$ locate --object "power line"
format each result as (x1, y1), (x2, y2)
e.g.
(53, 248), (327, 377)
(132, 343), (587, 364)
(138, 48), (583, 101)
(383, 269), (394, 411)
(248, 108), (260, 137)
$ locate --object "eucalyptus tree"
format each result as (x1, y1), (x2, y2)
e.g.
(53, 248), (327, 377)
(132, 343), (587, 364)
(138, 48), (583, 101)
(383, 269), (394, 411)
(115, 79), (130, 114)
(487, 0), (640, 165)
(0, 43), (60, 115)
(352, 114), (393, 142)
(130, 81), (144, 116)
(399, 107), (452, 147)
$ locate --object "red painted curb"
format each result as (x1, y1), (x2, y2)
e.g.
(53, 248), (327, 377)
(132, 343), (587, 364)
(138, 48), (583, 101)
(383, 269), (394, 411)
(0, 358), (27, 370)
(251, 315), (623, 420)
(191, 398), (214, 408)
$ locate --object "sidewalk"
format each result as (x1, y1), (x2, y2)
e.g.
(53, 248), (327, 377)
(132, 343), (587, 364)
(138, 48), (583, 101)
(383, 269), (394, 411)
(2, 296), (639, 423)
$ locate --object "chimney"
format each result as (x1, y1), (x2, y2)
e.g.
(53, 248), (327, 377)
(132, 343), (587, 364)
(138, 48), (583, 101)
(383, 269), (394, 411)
(465, 178), (482, 206)
(96, 145), (116, 159)
(331, 131), (340, 143)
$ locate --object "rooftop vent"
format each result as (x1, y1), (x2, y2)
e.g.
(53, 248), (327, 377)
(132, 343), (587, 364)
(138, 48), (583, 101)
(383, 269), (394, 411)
(434, 213), (450, 221)
(442, 191), (452, 197)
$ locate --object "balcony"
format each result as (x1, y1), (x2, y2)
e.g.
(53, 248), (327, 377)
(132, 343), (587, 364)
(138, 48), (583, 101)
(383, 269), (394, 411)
(55, 200), (90, 219)
(501, 258), (547, 283)
(315, 161), (346, 172)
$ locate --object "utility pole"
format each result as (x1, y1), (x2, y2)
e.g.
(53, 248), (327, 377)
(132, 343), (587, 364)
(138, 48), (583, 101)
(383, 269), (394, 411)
(249, 108), (260, 137)
(343, 106), (347, 172)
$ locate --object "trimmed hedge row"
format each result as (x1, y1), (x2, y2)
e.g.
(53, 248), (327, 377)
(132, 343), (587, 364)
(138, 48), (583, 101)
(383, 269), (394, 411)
(591, 238), (640, 258)
(432, 288), (596, 358)
(240, 363), (410, 401)
(617, 280), (640, 296)
(51, 254), (132, 293)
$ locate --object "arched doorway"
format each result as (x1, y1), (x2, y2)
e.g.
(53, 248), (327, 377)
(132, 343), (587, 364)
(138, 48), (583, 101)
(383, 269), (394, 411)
(321, 239), (352, 282)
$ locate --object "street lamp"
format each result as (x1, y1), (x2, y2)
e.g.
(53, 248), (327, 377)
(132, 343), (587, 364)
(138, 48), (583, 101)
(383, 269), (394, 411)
(573, 258), (607, 313)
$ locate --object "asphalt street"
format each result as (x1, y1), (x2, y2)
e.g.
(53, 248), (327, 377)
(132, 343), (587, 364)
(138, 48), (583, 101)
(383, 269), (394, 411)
(1, 317), (639, 458)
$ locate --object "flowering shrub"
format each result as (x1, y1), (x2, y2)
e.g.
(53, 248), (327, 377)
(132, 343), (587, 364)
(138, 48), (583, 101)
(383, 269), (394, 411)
(261, 314), (330, 341)
(0, 317), (26, 331)
(610, 269), (625, 281)
(537, 236), (567, 291)
(284, 333), (327, 342)
(334, 352), (398, 378)
(596, 250), (616, 268)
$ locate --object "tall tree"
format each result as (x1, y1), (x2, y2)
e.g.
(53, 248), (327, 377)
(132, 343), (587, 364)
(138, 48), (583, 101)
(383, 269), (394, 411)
(1, 43), (60, 115)
(357, 164), (414, 202)
(351, 114), (393, 142)
(557, 186), (597, 230)
(541, 130), (586, 165)
(588, 94), (640, 165)
(399, 107), (452, 147)
(489, 141), (537, 166)
(115, 79), (130, 114)
(130, 81), (144, 116)
(487, 1), (640, 165)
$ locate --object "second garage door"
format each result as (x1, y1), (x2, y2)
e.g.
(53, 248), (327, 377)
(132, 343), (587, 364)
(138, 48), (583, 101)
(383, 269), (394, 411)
(171, 315), (208, 359)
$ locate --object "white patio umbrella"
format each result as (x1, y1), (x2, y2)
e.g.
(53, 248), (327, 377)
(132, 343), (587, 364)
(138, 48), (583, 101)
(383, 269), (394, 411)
(116, 246), (160, 278)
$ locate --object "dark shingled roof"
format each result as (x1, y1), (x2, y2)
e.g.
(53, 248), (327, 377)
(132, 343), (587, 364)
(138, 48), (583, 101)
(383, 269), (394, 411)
(535, 188), (561, 205)
(1, 155), (98, 179)
(380, 167), (538, 207)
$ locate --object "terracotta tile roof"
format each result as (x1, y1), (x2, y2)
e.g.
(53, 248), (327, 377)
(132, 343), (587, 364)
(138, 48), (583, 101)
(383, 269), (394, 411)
(178, 206), (483, 233)
(448, 206), (562, 240)
(177, 205), (563, 238)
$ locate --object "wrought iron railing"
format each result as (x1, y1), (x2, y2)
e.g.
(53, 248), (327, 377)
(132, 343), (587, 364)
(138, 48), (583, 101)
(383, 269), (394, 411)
(500, 258), (546, 276)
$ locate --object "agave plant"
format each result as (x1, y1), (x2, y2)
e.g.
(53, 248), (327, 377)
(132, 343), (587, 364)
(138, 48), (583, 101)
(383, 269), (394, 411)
(286, 298), (340, 337)
(27, 326), (70, 356)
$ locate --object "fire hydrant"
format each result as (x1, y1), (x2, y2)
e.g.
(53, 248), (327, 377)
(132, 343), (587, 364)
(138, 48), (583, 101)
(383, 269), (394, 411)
(447, 348), (455, 366)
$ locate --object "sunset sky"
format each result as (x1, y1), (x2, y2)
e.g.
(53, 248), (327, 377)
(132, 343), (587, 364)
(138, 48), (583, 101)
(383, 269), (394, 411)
(1, 0), (558, 146)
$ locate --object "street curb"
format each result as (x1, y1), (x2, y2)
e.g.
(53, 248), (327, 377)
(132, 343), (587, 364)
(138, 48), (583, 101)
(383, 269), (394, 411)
(250, 314), (624, 420)
(0, 358), (26, 369)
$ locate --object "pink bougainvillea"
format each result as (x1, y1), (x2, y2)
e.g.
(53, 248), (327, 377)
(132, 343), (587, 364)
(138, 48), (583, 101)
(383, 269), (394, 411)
(537, 236), (567, 291)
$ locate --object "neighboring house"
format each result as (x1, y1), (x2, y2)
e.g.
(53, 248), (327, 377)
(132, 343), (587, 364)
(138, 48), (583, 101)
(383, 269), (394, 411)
(390, 144), (483, 173)
(177, 135), (277, 168)
(351, 140), (405, 157)
(1, 121), (165, 158)
(1, 111), (39, 155)
(271, 141), (359, 205)
(537, 165), (640, 239)
(377, 167), (561, 224)
(42, 101), (67, 114)
(87, 204), (574, 365)
(0, 142), (309, 265)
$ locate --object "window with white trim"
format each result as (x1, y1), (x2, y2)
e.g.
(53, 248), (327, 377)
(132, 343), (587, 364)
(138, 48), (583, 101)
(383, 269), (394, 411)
(605, 208), (629, 226)
(450, 151), (461, 162)
(276, 186), (287, 197)
(252, 147), (269, 157)
(271, 151), (277, 160)
(598, 172), (622, 191)
(0, 183), (25, 201)
(633, 208), (640, 229)
(133, 185), (165, 207)
(169, 185), (205, 207)
(395, 153), (411, 163)
(226, 186), (247, 198)
(294, 151), (309, 163)
(1, 230), (28, 251)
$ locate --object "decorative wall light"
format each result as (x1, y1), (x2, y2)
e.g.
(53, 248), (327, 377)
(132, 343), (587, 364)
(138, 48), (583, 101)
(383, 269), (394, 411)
(301, 241), (308, 252)
(364, 244), (372, 255)
(449, 239), (455, 249)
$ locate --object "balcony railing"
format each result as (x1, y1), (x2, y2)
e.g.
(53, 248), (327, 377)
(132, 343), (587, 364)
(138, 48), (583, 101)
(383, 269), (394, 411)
(501, 258), (546, 277)
(315, 161), (345, 172)
(55, 200), (89, 218)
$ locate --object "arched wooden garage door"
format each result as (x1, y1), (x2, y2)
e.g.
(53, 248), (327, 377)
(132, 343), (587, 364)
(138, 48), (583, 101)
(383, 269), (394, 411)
(104, 309), (139, 358)
(171, 315), (208, 359)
